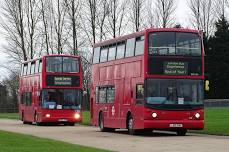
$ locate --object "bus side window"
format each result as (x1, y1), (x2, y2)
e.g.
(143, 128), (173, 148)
(39, 60), (42, 73)
(20, 64), (24, 76)
(93, 47), (100, 64)
(100, 46), (108, 63)
(107, 86), (115, 103)
(95, 87), (99, 103)
(135, 36), (144, 56)
(125, 38), (135, 57)
(98, 87), (107, 103)
(116, 41), (125, 59)
(108, 44), (116, 61)
(136, 84), (144, 104)
(27, 62), (31, 75)
(31, 62), (35, 75)
(35, 60), (39, 73)
(23, 64), (28, 75)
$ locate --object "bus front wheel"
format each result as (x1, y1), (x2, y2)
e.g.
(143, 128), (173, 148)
(99, 113), (114, 132)
(127, 115), (137, 135)
(34, 113), (41, 126)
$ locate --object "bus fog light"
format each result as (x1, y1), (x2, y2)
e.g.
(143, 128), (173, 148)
(45, 114), (51, 118)
(195, 113), (200, 119)
(74, 113), (80, 119)
(152, 113), (157, 118)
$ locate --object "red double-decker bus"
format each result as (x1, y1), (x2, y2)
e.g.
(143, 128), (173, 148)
(90, 28), (205, 135)
(19, 54), (83, 125)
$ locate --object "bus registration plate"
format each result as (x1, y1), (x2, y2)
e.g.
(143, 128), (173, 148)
(58, 119), (68, 122)
(169, 124), (183, 128)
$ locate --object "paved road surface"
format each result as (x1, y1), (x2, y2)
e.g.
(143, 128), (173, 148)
(0, 119), (228, 152)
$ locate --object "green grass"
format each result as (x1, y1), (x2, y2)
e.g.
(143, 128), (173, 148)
(0, 113), (18, 120)
(0, 130), (111, 152)
(190, 107), (229, 136)
(82, 111), (90, 125)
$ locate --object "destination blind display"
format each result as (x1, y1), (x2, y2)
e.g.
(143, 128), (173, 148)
(164, 61), (188, 75)
(46, 75), (80, 87)
(148, 56), (202, 76)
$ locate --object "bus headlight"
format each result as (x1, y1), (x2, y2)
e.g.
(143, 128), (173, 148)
(74, 113), (80, 119)
(45, 114), (51, 118)
(152, 112), (157, 118)
(195, 113), (200, 119)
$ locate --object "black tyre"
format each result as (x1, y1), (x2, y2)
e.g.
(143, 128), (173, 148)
(34, 113), (41, 126)
(99, 113), (114, 132)
(67, 122), (75, 126)
(177, 129), (187, 136)
(22, 113), (27, 124)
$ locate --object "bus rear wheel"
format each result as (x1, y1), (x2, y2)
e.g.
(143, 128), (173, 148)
(176, 129), (187, 136)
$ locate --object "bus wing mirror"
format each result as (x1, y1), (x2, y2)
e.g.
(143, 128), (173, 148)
(205, 80), (209, 91)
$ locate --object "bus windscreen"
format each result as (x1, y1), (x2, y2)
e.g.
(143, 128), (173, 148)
(46, 56), (79, 73)
(148, 32), (201, 56)
(41, 89), (81, 110)
(146, 79), (204, 106)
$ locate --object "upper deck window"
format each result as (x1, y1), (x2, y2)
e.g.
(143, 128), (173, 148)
(135, 36), (144, 56)
(46, 57), (79, 73)
(116, 41), (125, 59)
(149, 32), (201, 56)
(100, 47), (108, 62)
(93, 47), (100, 64)
(31, 62), (35, 74)
(125, 38), (135, 57)
(35, 60), (39, 73)
(108, 45), (116, 61)
(23, 64), (27, 75)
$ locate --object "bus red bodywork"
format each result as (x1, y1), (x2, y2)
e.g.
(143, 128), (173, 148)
(19, 54), (83, 125)
(90, 28), (204, 135)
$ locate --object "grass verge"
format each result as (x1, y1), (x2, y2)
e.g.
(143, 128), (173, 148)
(0, 130), (111, 152)
(190, 107), (229, 136)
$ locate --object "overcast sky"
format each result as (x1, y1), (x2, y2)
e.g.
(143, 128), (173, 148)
(0, 0), (189, 80)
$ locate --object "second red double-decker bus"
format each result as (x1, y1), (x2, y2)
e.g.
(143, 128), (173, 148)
(19, 54), (83, 125)
(90, 28), (205, 135)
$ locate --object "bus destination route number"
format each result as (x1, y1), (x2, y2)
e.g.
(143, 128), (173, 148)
(164, 61), (188, 75)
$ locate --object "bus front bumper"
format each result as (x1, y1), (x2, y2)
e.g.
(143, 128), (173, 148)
(144, 120), (204, 130)
(38, 112), (82, 123)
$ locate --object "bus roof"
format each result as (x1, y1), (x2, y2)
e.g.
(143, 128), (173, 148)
(93, 28), (202, 48)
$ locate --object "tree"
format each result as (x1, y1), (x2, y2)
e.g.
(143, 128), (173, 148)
(187, 0), (215, 37)
(129, 0), (145, 32)
(64, 0), (82, 55)
(1, 0), (27, 61)
(107, 0), (128, 38)
(153, 0), (176, 28)
(206, 15), (229, 98)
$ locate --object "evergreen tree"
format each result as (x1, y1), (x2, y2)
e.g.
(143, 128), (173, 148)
(206, 15), (229, 98)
